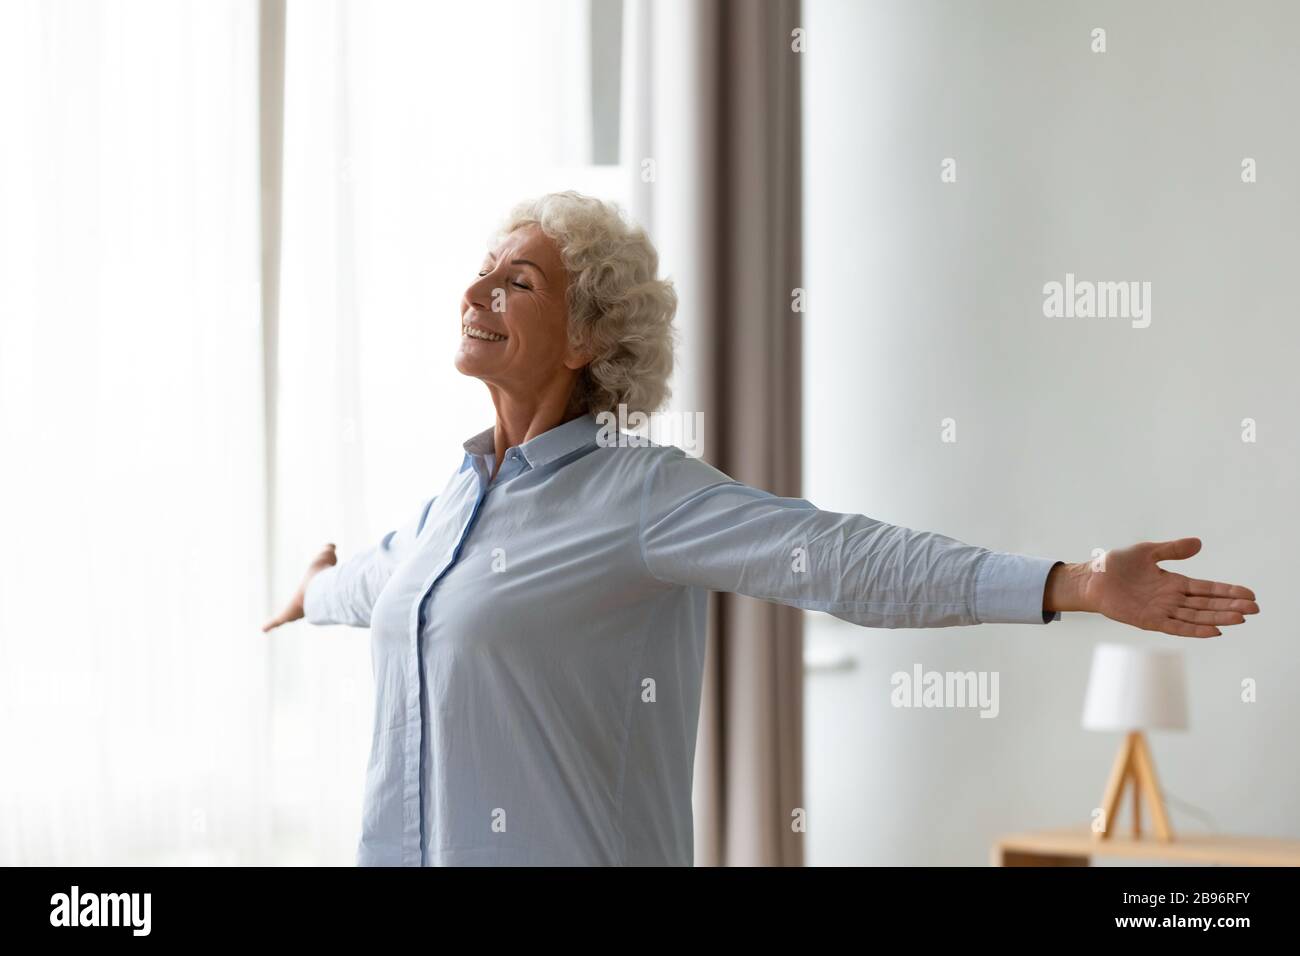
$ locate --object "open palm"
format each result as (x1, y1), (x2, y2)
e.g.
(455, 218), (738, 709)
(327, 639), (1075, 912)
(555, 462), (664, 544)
(1082, 538), (1259, 638)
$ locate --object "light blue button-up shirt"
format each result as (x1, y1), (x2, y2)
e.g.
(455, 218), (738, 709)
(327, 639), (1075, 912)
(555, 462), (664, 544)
(303, 411), (1060, 865)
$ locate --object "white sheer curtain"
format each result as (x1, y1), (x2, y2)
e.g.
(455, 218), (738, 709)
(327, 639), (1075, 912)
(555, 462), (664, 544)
(271, 0), (632, 863)
(0, 0), (270, 864)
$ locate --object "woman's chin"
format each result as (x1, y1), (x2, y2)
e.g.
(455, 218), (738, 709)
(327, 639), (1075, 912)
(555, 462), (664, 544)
(453, 348), (489, 378)
(454, 337), (511, 375)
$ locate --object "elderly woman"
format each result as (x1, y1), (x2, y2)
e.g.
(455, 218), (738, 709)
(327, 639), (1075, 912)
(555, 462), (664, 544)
(263, 190), (1258, 866)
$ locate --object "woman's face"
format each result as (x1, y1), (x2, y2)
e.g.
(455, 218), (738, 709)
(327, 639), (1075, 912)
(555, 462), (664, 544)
(455, 223), (585, 397)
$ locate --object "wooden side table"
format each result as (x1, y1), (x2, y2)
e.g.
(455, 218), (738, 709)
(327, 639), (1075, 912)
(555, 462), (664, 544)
(993, 827), (1300, 867)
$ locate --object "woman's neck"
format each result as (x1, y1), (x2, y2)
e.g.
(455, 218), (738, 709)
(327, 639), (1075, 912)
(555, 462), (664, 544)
(487, 380), (584, 481)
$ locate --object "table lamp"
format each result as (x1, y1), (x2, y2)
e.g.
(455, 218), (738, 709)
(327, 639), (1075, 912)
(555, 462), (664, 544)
(1081, 643), (1187, 842)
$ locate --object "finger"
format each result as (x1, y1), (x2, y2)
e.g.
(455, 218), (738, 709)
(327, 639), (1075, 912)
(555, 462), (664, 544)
(1160, 618), (1221, 638)
(1185, 577), (1256, 601)
(1172, 607), (1245, 626)
(1183, 596), (1260, 614)
(261, 608), (297, 632)
(1151, 537), (1202, 562)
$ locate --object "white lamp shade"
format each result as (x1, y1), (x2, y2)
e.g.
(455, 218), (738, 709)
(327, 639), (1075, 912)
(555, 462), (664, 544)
(1082, 643), (1188, 732)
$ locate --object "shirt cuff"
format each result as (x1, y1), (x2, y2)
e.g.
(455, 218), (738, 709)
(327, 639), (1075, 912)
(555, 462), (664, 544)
(302, 565), (338, 624)
(974, 552), (1061, 625)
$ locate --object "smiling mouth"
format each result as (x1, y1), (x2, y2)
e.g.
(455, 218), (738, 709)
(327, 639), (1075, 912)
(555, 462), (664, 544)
(462, 323), (508, 342)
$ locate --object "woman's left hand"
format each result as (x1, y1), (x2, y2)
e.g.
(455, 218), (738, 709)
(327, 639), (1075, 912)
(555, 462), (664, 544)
(1045, 537), (1259, 638)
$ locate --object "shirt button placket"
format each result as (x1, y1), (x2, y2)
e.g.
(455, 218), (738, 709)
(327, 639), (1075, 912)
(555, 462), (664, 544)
(405, 572), (426, 866)
(411, 461), (493, 866)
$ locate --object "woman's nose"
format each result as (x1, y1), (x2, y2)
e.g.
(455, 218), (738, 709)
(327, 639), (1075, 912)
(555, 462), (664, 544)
(464, 271), (497, 312)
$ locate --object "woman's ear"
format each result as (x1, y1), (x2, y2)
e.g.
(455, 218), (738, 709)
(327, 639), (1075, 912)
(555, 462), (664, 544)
(563, 345), (593, 372)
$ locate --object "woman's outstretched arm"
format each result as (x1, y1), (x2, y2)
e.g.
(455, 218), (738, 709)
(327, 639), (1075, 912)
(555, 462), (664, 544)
(639, 448), (1258, 637)
(261, 496), (437, 632)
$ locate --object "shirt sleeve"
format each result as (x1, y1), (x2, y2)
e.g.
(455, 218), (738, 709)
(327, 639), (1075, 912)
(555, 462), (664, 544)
(302, 496), (437, 628)
(638, 448), (1060, 628)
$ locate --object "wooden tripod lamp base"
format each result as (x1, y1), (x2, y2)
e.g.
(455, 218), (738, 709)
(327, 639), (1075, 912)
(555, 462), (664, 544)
(1096, 730), (1173, 842)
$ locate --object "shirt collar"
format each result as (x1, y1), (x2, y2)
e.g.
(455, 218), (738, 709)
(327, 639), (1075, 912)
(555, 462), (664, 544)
(460, 412), (602, 472)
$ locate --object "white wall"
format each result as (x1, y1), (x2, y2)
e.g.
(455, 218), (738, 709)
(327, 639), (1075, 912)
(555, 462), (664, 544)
(802, 0), (1300, 865)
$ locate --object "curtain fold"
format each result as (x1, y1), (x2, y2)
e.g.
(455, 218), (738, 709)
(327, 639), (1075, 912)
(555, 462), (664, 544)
(259, 0), (286, 632)
(627, 0), (805, 866)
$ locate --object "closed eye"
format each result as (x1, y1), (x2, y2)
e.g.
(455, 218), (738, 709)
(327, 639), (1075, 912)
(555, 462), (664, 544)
(478, 269), (530, 291)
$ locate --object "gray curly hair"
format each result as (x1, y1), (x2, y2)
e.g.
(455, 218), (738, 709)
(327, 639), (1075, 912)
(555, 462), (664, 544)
(496, 191), (678, 417)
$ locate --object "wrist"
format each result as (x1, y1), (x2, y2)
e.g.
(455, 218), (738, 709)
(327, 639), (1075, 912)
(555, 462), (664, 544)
(1044, 560), (1092, 614)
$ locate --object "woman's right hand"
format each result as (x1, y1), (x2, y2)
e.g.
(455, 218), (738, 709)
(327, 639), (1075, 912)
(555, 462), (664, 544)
(261, 544), (339, 632)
